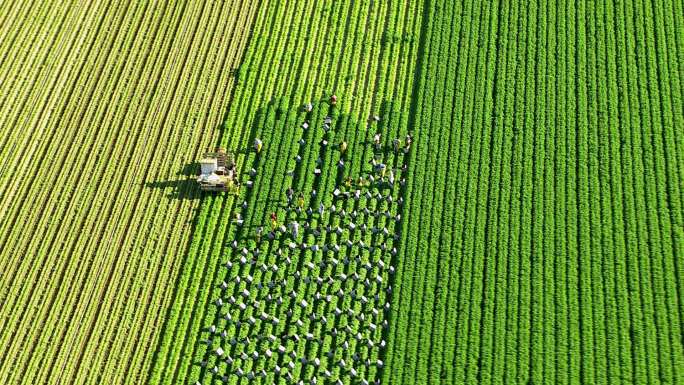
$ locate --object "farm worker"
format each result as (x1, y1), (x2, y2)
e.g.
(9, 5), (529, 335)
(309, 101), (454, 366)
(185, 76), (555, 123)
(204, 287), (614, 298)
(297, 193), (305, 211)
(256, 226), (263, 243)
(290, 221), (300, 239)
(304, 102), (313, 112)
(373, 133), (381, 150)
(331, 94), (338, 105)
(340, 141), (348, 154)
(372, 115), (380, 122)
(318, 203), (325, 216)
(254, 138), (263, 153)
(405, 133), (413, 152)
(393, 138), (401, 153)
(286, 187), (294, 205)
(388, 169), (395, 186)
(344, 177), (352, 188)
(375, 162), (386, 177)
(270, 212), (278, 230)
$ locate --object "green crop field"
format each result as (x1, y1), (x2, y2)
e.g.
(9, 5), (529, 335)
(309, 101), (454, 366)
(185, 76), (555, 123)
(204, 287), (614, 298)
(0, 1), (682, 385)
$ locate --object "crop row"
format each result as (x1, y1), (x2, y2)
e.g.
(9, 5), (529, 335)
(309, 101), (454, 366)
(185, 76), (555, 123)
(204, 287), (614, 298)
(146, 0), (425, 384)
(0, 1), (261, 384)
(0, 2), (121, 380)
(189, 99), (409, 385)
(385, 0), (684, 384)
(2, 1), (187, 382)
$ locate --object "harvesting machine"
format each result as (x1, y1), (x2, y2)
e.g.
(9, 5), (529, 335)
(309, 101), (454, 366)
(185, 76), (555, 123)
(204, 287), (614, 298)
(197, 147), (235, 192)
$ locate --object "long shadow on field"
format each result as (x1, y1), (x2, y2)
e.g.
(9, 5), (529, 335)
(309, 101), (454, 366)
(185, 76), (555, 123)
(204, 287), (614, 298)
(144, 179), (201, 201)
(143, 161), (203, 200)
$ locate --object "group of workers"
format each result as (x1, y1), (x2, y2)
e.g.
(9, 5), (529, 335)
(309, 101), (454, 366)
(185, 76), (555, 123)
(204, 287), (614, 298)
(374, 132), (412, 153)
(253, 131), (411, 161)
(238, 94), (413, 255)
(211, 95), (410, 385)
(250, 94), (413, 158)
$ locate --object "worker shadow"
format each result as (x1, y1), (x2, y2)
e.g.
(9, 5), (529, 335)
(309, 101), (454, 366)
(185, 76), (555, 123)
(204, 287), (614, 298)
(231, 96), (303, 156)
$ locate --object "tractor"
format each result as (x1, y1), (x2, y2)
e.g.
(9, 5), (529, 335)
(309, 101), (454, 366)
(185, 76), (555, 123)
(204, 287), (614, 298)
(197, 147), (236, 192)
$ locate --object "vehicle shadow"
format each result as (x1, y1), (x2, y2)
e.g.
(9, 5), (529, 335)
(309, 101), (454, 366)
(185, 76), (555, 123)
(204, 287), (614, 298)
(144, 177), (201, 201)
(144, 161), (203, 201)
